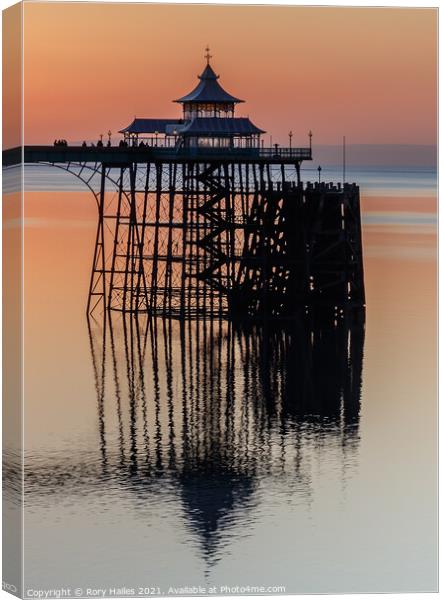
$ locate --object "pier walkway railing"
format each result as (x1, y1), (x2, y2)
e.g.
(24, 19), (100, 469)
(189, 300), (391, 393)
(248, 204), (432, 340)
(3, 145), (312, 167)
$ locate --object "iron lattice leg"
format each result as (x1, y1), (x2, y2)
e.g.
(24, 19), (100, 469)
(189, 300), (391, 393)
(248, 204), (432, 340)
(88, 163), (149, 316)
(87, 166), (107, 315)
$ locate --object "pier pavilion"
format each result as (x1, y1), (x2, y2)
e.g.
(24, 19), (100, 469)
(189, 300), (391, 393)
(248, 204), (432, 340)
(119, 49), (265, 150)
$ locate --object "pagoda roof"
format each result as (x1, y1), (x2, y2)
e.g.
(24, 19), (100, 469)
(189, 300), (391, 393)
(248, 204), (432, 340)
(119, 118), (183, 134)
(118, 117), (264, 136)
(175, 63), (244, 104)
(180, 117), (265, 136)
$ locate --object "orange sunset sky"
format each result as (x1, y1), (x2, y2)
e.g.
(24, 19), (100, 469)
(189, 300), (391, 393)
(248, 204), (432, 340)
(20, 3), (437, 147)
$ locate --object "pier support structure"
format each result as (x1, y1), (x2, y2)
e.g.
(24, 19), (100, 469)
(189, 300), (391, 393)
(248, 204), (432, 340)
(87, 159), (365, 321)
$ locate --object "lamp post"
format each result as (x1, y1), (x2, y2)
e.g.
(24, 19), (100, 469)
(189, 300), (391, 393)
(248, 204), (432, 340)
(318, 165), (322, 184)
(308, 130), (313, 152)
(107, 130), (112, 144)
(289, 130), (293, 152)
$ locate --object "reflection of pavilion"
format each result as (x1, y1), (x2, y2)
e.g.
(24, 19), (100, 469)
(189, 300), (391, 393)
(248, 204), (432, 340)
(86, 310), (365, 562)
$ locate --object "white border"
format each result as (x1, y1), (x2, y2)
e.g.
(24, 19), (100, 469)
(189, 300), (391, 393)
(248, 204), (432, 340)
(0, 3), (439, 600)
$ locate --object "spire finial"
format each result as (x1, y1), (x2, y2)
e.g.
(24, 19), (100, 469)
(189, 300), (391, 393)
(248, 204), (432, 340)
(204, 45), (212, 65)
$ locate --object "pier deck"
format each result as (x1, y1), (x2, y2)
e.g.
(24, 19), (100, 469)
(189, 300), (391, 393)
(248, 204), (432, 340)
(3, 145), (312, 167)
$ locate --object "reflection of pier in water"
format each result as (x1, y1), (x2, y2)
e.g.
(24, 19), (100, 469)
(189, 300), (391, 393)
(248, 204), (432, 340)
(86, 311), (365, 560)
(23, 312), (365, 564)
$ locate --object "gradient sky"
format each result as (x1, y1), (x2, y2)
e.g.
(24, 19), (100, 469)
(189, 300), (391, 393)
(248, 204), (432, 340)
(22, 3), (437, 146)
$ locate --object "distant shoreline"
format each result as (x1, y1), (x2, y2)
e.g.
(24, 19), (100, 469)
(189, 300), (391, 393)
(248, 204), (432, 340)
(310, 144), (437, 168)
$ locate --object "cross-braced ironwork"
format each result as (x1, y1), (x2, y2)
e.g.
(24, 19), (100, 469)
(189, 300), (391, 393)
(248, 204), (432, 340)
(84, 159), (365, 322)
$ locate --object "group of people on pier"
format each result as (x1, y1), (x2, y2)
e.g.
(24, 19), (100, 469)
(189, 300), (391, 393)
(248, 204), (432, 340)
(54, 138), (163, 149)
(79, 139), (117, 148)
(77, 139), (131, 148)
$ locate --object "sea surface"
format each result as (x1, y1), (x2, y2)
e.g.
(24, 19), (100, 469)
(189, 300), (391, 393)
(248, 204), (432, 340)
(4, 164), (438, 594)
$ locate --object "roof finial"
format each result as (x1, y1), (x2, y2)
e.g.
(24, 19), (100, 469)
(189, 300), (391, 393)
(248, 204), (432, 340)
(204, 45), (212, 65)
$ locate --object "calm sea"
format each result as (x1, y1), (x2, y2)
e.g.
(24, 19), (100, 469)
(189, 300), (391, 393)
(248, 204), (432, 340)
(5, 164), (437, 593)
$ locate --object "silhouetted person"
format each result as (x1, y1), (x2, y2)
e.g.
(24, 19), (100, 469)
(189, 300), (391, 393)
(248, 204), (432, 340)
(82, 141), (87, 148)
(97, 139), (103, 148)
